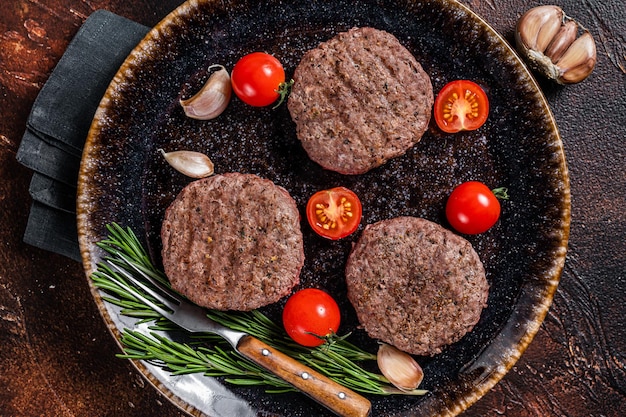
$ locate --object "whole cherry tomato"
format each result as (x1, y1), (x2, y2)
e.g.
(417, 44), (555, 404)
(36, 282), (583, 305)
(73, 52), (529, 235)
(282, 289), (341, 347)
(306, 187), (362, 240)
(433, 80), (489, 133)
(445, 181), (508, 234)
(231, 52), (288, 107)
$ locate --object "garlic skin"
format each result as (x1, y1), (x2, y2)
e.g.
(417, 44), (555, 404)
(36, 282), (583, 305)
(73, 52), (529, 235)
(515, 5), (596, 84)
(159, 149), (214, 178)
(180, 65), (231, 120)
(377, 343), (424, 392)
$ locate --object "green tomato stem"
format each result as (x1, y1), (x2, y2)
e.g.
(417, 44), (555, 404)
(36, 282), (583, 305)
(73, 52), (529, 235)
(492, 187), (509, 200)
(273, 79), (294, 109)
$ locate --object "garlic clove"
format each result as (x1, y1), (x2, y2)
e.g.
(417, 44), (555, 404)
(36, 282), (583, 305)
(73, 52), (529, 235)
(516, 5), (563, 52)
(180, 64), (231, 120)
(377, 343), (424, 392)
(535, 9), (564, 53)
(159, 149), (215, 178)
(545, 20), (578, 62)
(555, 32), (597, 84)
(515, 5), (596, 84)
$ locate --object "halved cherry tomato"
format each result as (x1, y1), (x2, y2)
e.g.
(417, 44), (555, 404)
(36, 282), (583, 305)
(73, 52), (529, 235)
(445, 181), (508, 234)
(306, 187), (362, 240)
(231, 52), (286, 107)
(433, 80), (489, 133)
(282, 288), (341, 347)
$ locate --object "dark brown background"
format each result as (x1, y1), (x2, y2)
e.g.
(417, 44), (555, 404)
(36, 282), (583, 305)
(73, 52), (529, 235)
(1, 0), (624, 416)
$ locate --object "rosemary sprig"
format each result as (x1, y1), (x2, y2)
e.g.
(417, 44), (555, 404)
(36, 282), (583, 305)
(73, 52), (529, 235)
(119, 330), (293, 392)
(91, 222), (427, 396)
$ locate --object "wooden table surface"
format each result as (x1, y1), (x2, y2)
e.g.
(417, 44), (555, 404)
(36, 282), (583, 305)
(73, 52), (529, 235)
(1, 0), (624, 416)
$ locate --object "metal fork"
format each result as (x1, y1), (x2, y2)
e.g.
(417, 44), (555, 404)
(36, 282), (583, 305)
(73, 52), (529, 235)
(106, 257), (371, 417)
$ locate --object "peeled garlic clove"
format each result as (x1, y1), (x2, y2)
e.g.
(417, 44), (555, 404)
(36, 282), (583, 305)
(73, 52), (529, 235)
(180, 65), (231, 120)
(515, 5), (596, 84)
(377, 343), (424, 392)
(159, 149), (214, 178)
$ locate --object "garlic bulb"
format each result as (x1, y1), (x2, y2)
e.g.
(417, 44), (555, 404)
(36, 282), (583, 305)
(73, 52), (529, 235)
(159, 149), (214, 178)
(377, 343), (424, 392)
(515, 5), (596, 84)
(180, 65), (231, 119)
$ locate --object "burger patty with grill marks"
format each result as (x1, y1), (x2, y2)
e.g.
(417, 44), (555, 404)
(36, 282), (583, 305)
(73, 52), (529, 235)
(345, 217), (489, 356)
(161, 173), (304, 311)
(288, 27), (434, 175)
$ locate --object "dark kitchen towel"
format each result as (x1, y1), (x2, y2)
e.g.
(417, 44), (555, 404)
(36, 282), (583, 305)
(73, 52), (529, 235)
(16, 9), (150, 262)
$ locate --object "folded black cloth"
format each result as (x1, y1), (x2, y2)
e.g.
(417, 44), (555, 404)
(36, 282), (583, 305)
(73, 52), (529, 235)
(16, 10), (150, 262)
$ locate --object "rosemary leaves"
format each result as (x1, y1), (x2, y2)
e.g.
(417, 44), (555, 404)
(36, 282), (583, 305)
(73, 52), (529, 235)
(91, 223), (428, 396)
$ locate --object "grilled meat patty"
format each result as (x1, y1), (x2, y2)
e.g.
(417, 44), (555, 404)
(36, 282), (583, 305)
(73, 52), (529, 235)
(161, 173), (304, 311)
(345, 217), (489, 356)
(288, 27), (434, 175)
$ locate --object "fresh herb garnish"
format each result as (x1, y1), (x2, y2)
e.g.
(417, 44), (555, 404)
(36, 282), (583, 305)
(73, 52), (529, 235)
(90, 223), (427, 396)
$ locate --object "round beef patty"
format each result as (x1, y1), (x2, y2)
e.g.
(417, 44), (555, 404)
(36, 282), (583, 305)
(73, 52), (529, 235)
(345, 217), (488, 356)
(161, 173), (304, 311)
(288, 27), (434, 175)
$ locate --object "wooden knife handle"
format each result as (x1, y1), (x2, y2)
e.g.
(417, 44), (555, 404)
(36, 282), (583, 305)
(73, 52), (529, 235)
(237, 335), (371, 417)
